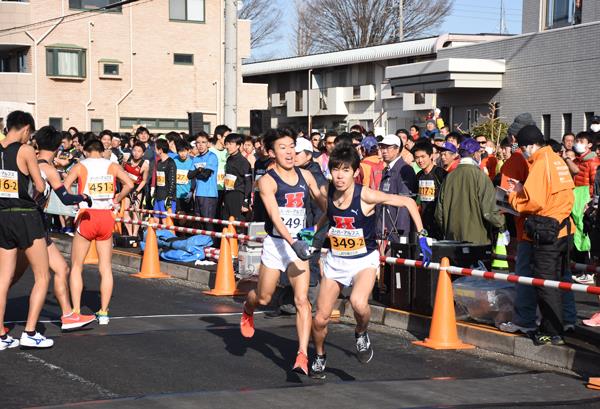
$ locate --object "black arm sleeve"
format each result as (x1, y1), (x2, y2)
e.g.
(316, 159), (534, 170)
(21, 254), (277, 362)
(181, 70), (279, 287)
(54, 185), (86, 206)
(166, 160), (177, 199)
(188, 168), (213, 181)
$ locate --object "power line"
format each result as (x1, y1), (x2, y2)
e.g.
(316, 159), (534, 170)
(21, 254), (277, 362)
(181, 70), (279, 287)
(452, 0), (521, 11)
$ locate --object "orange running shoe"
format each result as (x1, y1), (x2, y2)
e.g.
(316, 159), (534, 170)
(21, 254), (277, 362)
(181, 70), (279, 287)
(240, 304), (255, 338)
(292, 351), (309, 375)
(61, 313), (96, 330)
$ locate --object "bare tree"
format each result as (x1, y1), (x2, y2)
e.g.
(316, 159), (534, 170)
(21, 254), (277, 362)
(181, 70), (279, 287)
(291, 0), (319, 56)
(238, 0), (283, 49)
(295, 0), (453, 54)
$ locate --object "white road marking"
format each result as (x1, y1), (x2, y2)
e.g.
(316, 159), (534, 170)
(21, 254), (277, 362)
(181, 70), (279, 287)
(18, 352), (118, 398)
(4, 311), (264, 325)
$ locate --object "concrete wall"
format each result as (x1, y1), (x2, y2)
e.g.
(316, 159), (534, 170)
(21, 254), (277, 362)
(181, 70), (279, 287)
(522, 0), (542, 33)
(438, 22), (600, 139)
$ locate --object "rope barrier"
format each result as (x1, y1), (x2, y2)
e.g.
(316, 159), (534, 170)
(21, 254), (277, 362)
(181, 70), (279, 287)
(382, 256), (600, 296)
(126, 208), (250, 228)
(492, 253), (600, 274)
(115, 218), (265, 243)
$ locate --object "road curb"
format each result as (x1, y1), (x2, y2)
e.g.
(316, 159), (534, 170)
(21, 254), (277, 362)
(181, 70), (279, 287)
(52, 235), (599, 375)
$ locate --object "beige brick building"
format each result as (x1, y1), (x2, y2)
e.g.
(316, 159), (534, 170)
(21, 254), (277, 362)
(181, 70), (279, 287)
(0, 0), (266, 133)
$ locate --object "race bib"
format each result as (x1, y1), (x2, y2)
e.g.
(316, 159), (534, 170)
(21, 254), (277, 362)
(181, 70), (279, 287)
(176, 169), (189, 185)
(418, 179), (435, 202)
(329, 227), (367, 257)
(274, 207), (306, 237)
(0, 170), (18, 198)
(156, 171), (166, 187)
(217, 170), (225, 185)
(127, 172), (139, 182)
(87, 175), (114, 199)
(224, 174), (237, 190)
(194, 162), (206, 169)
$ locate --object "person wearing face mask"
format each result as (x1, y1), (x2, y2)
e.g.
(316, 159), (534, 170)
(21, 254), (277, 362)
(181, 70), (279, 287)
(480, 139), (499, 181)
(573, 132), (600, 197)
(506, 125), (575, 346)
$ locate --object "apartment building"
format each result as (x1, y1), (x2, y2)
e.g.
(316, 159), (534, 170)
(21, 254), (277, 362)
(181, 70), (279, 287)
(0, 0), (266, 133)
(386, 0), (600, 139)
(242, 34), (505, 134)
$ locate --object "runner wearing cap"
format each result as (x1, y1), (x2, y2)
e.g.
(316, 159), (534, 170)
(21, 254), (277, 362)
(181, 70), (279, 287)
(309, 143), (430, 378)
(240, 128), (326, 376)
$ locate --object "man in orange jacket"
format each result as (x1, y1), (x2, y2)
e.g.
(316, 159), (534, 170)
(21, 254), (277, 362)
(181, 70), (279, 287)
(507, 125), (575, 346)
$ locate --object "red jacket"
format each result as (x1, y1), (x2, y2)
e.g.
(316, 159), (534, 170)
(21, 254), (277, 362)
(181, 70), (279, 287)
(573, 151), (600, 196)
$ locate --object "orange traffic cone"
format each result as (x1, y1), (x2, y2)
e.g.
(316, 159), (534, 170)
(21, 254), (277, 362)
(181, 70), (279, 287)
(84, 240), (99, 265)
(204, 228), (245, 296)
(164, 216), (174, 228)
(413, 257), (474, 350)
(588, 378), (600, 390)
(131, 225), (171, 279)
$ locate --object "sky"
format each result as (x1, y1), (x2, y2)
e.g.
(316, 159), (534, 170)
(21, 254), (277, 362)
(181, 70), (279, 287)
(251, 0), (523, 60)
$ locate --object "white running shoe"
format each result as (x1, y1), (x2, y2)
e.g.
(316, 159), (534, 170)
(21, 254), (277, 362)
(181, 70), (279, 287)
(20, 332), (54, 348)
(498, 322), (536, 334)
(0, 335), (19, 350)
(96, 310), (110, 325)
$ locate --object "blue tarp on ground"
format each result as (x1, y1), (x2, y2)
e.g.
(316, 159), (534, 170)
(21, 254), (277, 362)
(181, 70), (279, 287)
(141, 229), (213, 263)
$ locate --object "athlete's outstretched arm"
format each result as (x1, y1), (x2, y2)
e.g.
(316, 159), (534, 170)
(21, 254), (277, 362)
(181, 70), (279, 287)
(301, 169), (327, 212)
(362, 187), (424, 232)
(258, 174), (295, 245)
(63, 163), (81, 191)
(43, 165), (89, 206)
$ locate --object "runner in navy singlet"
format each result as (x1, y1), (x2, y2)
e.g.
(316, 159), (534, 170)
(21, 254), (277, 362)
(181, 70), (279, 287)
(309, 143), (431, 379)
(240, 128), (326, 376)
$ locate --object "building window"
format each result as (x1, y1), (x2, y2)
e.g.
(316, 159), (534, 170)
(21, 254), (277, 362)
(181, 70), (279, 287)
(91, 119), (104, 134)
(319, 90), (328, 110)
(69, 0), (122, 12)
(17, 50), (27, 73)
(585, 112), (595, 130)
(474, 109), (479, 124)
(119, 117), (188, 130)
(49, 117), (63, 131)
(562, 113), (572, 134)
(542, 114), (551, 139)
(414, 92), (426, 105)
(295, 91), (303, 112)
(103, 63), (119, 76)
(173, 53), (194, 65)
(353, 86), (361, 99)
(545, 0), (580, 29)
(46, 47), (86, 78)
(169, 0), (205, 23)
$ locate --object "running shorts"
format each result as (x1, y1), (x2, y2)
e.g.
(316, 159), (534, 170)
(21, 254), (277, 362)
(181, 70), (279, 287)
(323, 250), (380, 287)
(76, 209), (115, 241)
(0, 209), (46, 250)
(260, 235), (300, 272)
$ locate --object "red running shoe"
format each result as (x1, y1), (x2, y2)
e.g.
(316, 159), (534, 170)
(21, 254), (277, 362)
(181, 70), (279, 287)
(292, 351), (309, 375)
(61, 313), (96, 330)
(240, 304), (255, 338)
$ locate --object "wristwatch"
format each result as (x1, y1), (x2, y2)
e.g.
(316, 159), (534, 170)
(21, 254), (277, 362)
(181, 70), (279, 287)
(417, 229), (428, 237)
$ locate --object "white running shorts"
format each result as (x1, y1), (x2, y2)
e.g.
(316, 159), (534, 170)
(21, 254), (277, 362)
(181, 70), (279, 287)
(323, 250), (380, 287)
(260, 235), (300, 272)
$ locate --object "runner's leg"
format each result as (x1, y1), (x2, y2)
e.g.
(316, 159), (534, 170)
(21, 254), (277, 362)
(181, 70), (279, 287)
(48, 243), (72, 315)
(95, 238), (114, 312)
(287, 260), (311, 355)
(312, 276), (342, 355)
(23, 238), (51, 332)
(10, 250), (28, 288)
(70, 232), (91, 313)
(245, 264), (280, 313)
(350, 267), (377, 333)
(0, 248), (17, 335)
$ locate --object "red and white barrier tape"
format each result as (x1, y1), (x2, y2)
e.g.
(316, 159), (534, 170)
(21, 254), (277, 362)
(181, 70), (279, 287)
(127, 208), (250, 228)
(493, 253), (600, 274)
(383, 256), (600, 296)
(115, 218), (264, 243)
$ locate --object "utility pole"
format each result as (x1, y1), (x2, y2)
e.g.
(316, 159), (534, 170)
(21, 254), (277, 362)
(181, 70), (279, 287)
(224, 0), (238, 130)
(499, 0), (508, 34)
(396, 0), (404, 41)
